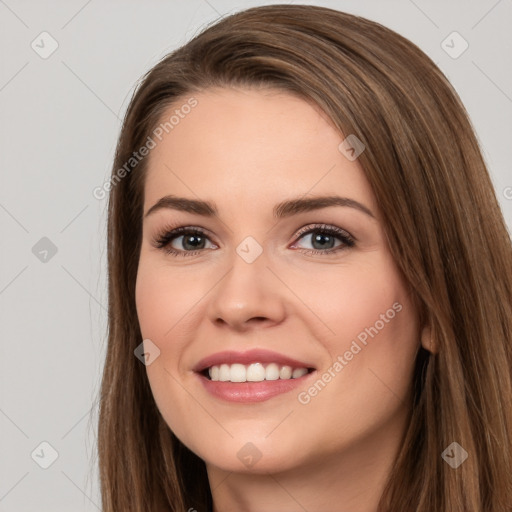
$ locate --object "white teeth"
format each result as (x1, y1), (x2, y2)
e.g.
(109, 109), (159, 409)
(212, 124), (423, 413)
(210, 365), (220, 381)
(219, 364), (230, 381)
(207, 363), (310, 382)
(292, 368), (308, 379)
(230, 363), (247, 382)
(279, 365), (292, 379)
(265, 363), (280, 381)
(246, 363), (266, 382)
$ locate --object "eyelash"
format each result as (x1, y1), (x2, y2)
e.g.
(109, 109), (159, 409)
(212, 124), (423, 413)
(152, 223), (356, 257)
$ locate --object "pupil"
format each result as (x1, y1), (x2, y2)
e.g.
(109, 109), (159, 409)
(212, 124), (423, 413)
(184, 235), (204, 250)
(313, 233), (334, 250)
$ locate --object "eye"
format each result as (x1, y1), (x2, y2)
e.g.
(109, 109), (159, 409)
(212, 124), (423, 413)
(290, 224), (355, 255)
(152, 223), (355, 257)
(152, 225), (216, 257)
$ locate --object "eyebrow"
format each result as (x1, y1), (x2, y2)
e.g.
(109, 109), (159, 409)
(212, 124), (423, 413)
(144, 194), (375, 219)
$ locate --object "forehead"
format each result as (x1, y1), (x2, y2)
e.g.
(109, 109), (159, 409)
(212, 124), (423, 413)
(143, 87), (376, 215)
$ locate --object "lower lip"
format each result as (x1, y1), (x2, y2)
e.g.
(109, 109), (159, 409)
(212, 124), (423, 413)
(196, 372), (316, 403)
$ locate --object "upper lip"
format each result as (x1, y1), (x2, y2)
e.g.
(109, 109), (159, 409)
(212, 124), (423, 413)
(193, 349), (315, 373)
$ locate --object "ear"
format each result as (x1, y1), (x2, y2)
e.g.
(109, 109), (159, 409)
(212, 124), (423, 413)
(420, 322), (436, 354)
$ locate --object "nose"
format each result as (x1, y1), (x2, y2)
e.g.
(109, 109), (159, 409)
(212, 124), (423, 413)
(206, 247), (287, 332)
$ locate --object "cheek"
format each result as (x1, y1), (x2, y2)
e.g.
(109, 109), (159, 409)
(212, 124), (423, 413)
(301, 259), (419, 432)
(135, 261), (185, 400)
(135, 258), (204, 344)
(135, 262), (170, 340)
(298, 256), (415, 354)
(134, 257), (211, 446)
(335, 268), (414, 350)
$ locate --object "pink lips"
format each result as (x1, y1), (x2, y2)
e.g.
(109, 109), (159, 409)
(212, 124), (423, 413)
(193, 348), (316, 403)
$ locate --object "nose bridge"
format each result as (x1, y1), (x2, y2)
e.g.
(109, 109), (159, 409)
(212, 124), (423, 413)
(207, 237), (286, 328)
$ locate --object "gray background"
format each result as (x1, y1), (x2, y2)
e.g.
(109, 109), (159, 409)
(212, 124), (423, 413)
(1, 0), (510, 510)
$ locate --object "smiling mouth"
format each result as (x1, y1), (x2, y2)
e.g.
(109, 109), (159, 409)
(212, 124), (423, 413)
(200, 362), (316, 383)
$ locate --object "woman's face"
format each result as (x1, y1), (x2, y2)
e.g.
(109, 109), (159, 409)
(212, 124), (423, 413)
(135, 87), (426, 474)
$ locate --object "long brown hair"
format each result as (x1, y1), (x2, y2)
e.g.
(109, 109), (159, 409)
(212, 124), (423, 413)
(97, 4), (512, 511)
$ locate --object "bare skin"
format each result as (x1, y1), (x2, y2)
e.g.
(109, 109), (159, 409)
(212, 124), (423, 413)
(135, 87), (431, 512)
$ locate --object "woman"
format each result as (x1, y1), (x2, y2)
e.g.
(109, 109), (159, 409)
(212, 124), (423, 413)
(97, 4), (512, 511)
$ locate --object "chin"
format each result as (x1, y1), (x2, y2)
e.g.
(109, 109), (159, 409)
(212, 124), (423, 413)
(192, 434), (306, 474)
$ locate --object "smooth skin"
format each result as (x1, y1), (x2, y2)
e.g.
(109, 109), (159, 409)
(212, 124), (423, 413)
(135, 87), (432, 512)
